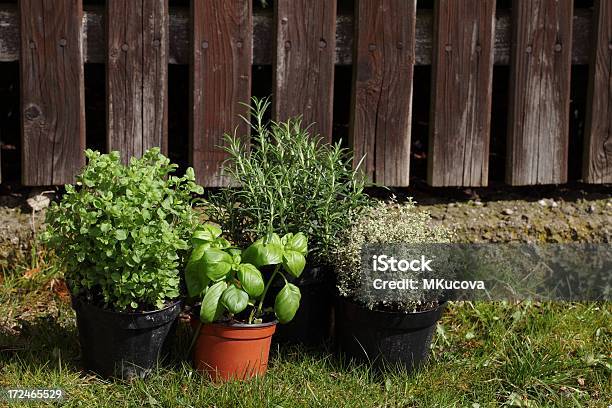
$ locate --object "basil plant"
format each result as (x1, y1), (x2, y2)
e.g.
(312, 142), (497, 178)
(185, 224), (308, 325)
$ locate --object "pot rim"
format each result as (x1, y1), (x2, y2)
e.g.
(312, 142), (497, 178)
(207, 319), (279, 329)
(338, 296), (447, 316)
(73, 296), (182, 316)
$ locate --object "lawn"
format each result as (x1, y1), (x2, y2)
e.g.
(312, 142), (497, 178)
(1, 253), (610, 407)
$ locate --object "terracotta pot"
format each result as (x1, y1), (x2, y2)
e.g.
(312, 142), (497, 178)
(192, 320), (277, 381)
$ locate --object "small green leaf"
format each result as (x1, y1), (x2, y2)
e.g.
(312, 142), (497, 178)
(192, 224), (222, 244)
(282, 250), (306, 278)
(237, 263), (265, 297)
(263, 232), (282, 246)
(200, 281), (227, 323)
(115, 229), (127, 241)
(282, 232), (308, 255)
(220, 285), (249, 314)
(274, 283), (301, 324)
(211, 237), (231, 249)
(229, 248), (242, 265)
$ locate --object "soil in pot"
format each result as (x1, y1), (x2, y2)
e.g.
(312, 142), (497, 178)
(73, 298), (181, 380)
(270, 266), (334, 346)
(192, 320), (277, 382)
(335, 297), (446, 371)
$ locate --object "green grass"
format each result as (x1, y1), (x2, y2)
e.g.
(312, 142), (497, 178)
(0, 256), (610, 408)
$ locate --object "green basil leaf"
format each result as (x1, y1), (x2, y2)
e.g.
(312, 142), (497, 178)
(263, 232), (282, 246)
(192, 224), (222, 244)
(211, 237), (231, 249)
(228, 248), (242, 258)
(220, 284), (249, 314)
(200, 281), (227, 323)
(237, 263), (265, 297)
(242, 240), (283, 267)
(283, 232), (308, 255)
(282, 250), (306, 278)
(185, 245), (210, 297)
(201, 248), (233, 281)
(274, 283), (301, 324)
(229, 248), (242, 265)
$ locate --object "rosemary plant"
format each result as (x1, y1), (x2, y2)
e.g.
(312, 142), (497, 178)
(206, 97), (371, 267)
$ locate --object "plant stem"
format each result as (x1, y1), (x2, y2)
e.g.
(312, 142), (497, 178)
(186, 321), (202, 358)
(251, 264), (280, 323)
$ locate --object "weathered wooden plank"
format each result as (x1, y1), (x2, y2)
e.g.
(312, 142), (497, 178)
(350, 0), (415, 186)
(583, 0), (612, 183)
(273, 0), (336, 141)
(0, 6), (595, 66)
(506, 0), (572, 185)
(190, 0), (252, 187)
(428, 0), (495, 187)
(20, 0), (86, 185)
(106, 0), (168, 162)
(0, 4), (20, 63)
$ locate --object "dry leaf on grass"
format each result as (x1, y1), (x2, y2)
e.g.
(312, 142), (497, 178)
(49, 278), (71, 302)
(23, 267), (41, 279)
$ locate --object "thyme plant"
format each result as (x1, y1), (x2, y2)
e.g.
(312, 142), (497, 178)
(333, 199), (453, 312)
(206, 97), (371, 266)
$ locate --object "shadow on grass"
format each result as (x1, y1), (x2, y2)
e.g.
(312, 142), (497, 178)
(0, 315), (81, 372)
(0, 315), (194, 378)
(268, 339), (425, 384)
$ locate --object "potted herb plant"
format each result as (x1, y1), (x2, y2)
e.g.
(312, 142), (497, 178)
(43, 149), (203, 379)
(185, 223), (307, 381)
(206, 97), (370, 345)
(333, 199), (453, 371)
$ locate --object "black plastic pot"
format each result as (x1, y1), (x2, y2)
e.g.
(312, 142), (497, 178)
(272, 266), (334, 346)
(72, 298), (181, 380)
(335, 298), (446, 371)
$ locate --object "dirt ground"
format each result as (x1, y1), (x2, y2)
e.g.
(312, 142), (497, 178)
(425, 196), (611, 243)
(0, 186), (610, 267)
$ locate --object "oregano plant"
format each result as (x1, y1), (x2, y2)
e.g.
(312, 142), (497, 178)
(43, 148), (203, 311)
(185, 223), (307, 325)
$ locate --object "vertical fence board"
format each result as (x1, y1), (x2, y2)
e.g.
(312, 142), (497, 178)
(107, 0), (168, 162)
(273, 0), (336, 141)
(428, 0), (495, 187)
(349, 0), (416, 186)
(190, 0), (252, 187)
(20, 0), (85, 185)
(506, 0), (572, 185)
(583, 0), (612, 183)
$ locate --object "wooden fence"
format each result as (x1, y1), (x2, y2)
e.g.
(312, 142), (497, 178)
(0, 0), (610, 187)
